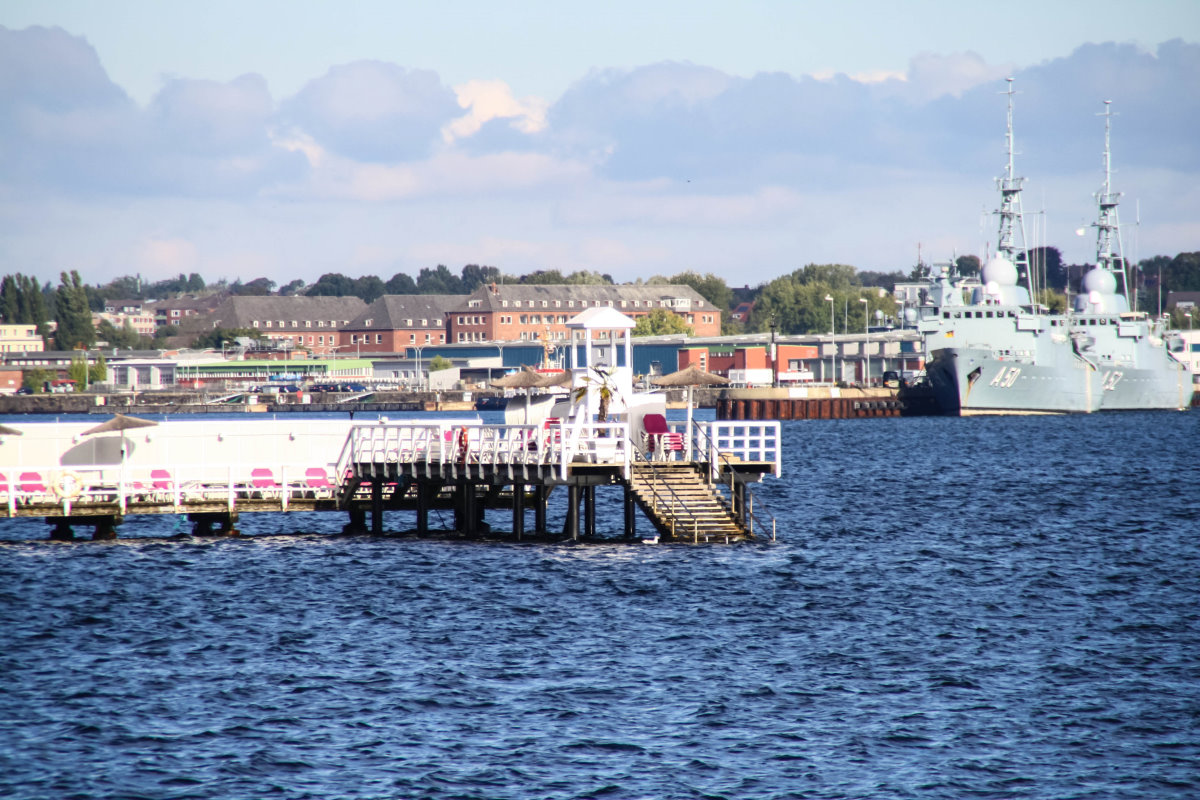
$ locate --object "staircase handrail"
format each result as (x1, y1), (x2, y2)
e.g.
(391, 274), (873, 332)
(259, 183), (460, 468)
(631, 451), (701, 540)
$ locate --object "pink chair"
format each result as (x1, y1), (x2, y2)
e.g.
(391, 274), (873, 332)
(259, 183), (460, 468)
(151, 469), (173, 491)
(305, 468), (334, 497)
(19, 471), (47, 493)
(251, 468), (279, 488)
(642, 414), (682, 460)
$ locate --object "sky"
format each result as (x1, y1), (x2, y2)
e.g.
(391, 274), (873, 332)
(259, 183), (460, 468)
(1, 0), (1198, 290)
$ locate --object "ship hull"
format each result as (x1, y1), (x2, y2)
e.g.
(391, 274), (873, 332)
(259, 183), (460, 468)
(1097, 362), (1195, 411)
(926, 347), (1103, 415)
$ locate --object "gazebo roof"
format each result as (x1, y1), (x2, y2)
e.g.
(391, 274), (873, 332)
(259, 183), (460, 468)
(565, 306), (635, 330)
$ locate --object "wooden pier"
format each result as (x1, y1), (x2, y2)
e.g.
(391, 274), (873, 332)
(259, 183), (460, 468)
(1, 419), (780, 544)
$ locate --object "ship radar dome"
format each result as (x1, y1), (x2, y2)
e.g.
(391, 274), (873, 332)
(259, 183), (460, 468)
(1082, 267), (1117, 295)
(982, 256), (1018, 287)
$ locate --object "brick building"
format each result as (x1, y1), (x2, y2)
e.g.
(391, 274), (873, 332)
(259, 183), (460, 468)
(205, 296), (367, 356)
(338, 295), (460, 353)
(447, 284), (720, 343)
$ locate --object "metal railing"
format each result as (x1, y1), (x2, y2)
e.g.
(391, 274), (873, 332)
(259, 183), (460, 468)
(2, 461), (340, 517)
(691, 420), (778, 541)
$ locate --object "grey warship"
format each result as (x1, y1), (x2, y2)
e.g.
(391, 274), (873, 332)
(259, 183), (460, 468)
(921, 83), (1192, 415)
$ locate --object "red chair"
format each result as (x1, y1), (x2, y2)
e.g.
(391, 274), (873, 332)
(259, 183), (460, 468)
(151, 469), (173, 491)
(642, 414), (682, 460)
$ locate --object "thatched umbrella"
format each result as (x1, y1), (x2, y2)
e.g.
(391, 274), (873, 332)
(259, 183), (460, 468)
(490, 365), (546, 389)
(536, 370), (572, 388)
(651, 366), (729, 459)
(0, 423), (23, 436)
(82, 414), (159, 436)
(82, 414), (159, 470)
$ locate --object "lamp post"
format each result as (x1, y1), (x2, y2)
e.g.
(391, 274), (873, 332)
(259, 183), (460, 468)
(824, 294), (836, 385)
(414, 345), (424, 391)
(769, 315), (778, 388)
(859, 298), (869, 387)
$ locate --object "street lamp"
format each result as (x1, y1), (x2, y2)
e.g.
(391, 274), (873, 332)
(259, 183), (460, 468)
(414, 345), (424, 391)
(769, 315), (778, 388)
(859, 298), (869, 387)
(824, 294), (836, 385)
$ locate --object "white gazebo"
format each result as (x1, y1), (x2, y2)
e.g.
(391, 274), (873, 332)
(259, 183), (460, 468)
(565, 307), (636, 420)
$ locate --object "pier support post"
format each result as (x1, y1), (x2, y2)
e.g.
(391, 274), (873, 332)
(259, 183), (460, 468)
(92, 515), (122, 541)
(534, 485), (547, 534)
(584, 486), (596, 539)
(566, 484), (580, 540)
(734, 482), (747, 527)
(371, 479), (384, 535)
(48, 519), (75, 541)
(623, 486), (636, 540)
(343, 508), (368, 535)
(513, 482), (525, 540)
(416, 481), (429, 535)
(188, 512), (240, 536)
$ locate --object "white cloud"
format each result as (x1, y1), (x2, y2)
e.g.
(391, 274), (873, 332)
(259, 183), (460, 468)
(441, 79), (548, 142)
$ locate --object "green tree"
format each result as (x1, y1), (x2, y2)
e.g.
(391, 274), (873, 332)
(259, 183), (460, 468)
(385, 272), (418, 294)
(655, 271), (733, 311)
(460, 264), (502, 291)
(278, 279), (306, 296)
(23, 368), (52, 393)
(428, 355), (454, 372)
(1037, 289), (1067, 314)
(89, 353), (107, 383)
(955, 255), (982, 279)
(416, 265), (464, 294)
(632, 308), (693, 336)
(67, 355), (90, 387)
(54, 270), (96, 351)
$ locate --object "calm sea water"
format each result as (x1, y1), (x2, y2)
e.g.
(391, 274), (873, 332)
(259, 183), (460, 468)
(2, 411), (1198, 799)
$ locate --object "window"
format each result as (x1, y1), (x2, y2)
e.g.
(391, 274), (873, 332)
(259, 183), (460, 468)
(502, 300), (509, 307)
(278, 320), (285, 328)
(514, 300), (522, 307)
(350, 334), (357, 344)
(542, 300), (548, 307)
(365, 319), (373, 327)
(376, 334), (383, 343)
(457, 316), (464, 325)
(252, 321), (259, 328)
(439, 334), (445, 343)
(318, 320), (325, 328)
(421, 319), (427, 327)
(308, 336), (314, 344)
(621, 300), (627, 308)
(568, 300), (575, 308)
(520, 315), (528, 324)
(424, 333), (431, 343)
(434, 319), (441, 326)
(291, 320), (298, 328)
(305, 321), (312, 328)
(555, 300), (561, 307)
(318, 335), (324, 344)
(410, 334), (416, 343)
(265, 321), (272, 328)
(405, 319), (412, 327)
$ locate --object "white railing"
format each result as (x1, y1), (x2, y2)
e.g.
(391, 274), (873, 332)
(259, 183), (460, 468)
(2, 461), (339, 517)
(702, 421), (782, 478)
(341, 420), (633, 480)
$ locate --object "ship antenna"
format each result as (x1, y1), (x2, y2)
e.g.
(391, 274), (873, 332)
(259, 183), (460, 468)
(1093, 100), (1127, 298)
(995, 78), (1032, 303)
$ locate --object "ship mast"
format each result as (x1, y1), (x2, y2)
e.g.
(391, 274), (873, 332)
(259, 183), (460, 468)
(1093, 100), (1128, 298)
(995, 78), (1033, 303)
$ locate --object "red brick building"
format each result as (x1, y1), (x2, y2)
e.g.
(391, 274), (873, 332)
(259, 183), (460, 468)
(447, 284), (721, 343)
(338, 295), (459, 353)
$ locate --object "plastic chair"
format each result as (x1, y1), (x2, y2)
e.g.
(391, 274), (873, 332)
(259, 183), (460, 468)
(305, 468), (334, 497)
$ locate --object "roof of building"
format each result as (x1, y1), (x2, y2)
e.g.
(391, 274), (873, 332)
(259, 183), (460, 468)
(343, 295), (462, 331)
(1167, 291), (1200, 308)
(454, 283), (712, 312)
(206, 296), (367, 330)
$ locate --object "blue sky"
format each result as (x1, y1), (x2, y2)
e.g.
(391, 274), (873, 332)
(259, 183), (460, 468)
(1, 1), (1198, 288)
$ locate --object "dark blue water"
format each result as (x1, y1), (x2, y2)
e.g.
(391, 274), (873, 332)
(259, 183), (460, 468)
(2, 412), (1198, 799)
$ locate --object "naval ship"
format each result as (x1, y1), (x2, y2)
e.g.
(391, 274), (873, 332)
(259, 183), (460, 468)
(920, 82), (1193, 415)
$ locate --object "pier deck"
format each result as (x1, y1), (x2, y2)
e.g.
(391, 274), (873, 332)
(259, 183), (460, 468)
(1, 418), (781, 543)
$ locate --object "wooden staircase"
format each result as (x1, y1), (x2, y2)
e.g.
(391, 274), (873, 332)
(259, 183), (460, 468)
(628, 463), (749, 543)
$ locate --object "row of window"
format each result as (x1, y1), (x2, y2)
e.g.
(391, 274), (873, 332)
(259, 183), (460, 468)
(252, 319), (350, 329)
(361, 318), (441, 328)
(495, 297), (702, 309)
